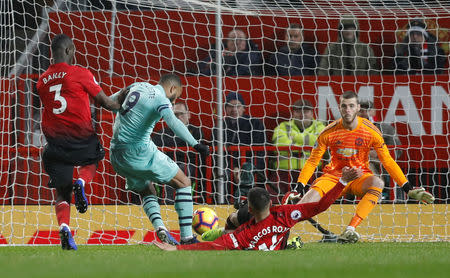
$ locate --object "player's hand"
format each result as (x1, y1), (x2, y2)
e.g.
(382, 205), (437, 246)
(293, 182), (306, 194)
(152, 240), (177, 251)
(407, 187), (435, 204)
(282, 191), (302, 205)
(340, 166), (363, 184)
(194, 143), (210, 157)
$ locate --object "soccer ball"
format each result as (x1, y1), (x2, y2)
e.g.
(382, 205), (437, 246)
(192, 207), (219, 235)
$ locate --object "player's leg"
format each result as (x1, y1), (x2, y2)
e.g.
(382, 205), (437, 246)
(338, 174), (383, 243)
(298, 174), (341, 203)
(73, 163), (97, 213)
(166, 169), (198, 244)
(138, 183), (180, 245)
(299, 174), (343, 242)
(143, 145), (196, 244)
(70, 135), (105, 213)
(110, 145), (180, 245)
(42, 145), (77, 250)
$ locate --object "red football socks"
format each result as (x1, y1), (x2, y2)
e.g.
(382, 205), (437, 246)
(55, 201), (70, 226)
(78, 164), (97, 184)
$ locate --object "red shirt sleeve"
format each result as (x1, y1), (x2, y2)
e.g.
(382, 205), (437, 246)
(296, 182), (345, 220)
(276, 182), (346, 228)
(73, 67), (102, 98)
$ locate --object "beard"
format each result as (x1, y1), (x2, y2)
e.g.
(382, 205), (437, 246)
(342, 113), (357, 124)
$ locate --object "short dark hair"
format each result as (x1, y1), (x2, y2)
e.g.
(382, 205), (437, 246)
(248, 187), (270, 212)
(292, 99), (313, 111)
(340, 91), (359, 103)
(51, 34), (72, 53)
(288, 23), (302, 30)
(225, 91), (245, 106)
(359, 100), (373, 110)
(159, 74), (182, 87)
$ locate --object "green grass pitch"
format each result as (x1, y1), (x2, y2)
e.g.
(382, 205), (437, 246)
(0, 242), (449, 278)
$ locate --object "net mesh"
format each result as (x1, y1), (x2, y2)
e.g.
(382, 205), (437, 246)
(1, 0), (449, 244)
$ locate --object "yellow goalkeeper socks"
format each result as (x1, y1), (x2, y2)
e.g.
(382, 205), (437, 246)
(351, 186), (382, 228)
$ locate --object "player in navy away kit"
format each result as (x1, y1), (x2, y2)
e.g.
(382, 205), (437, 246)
(36, 34), (123, 250)
(153, 166), (362, 251)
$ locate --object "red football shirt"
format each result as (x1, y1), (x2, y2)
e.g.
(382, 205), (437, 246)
(36, 62), (102, 141)
(178, 182), (345, 251)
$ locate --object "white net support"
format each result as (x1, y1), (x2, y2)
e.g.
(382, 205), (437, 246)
(1, 0), (449, 245)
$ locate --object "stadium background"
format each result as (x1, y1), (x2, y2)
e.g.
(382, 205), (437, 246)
(1, 0), (449, 245)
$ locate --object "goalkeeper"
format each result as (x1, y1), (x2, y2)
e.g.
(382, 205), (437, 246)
(109, 74), (210, 245)
(296, 91), (434, 243)
(153, 166), (362, 251)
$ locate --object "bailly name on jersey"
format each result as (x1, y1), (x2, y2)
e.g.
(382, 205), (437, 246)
(248, 225), (290, 248)
(42, 72), (67, 84)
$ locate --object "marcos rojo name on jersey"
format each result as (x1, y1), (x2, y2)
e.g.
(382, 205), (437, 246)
(248, 225), (290, 248)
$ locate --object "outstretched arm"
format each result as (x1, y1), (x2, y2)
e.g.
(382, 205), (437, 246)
(160, 108), (198, 147)
(153, 235), (234, 251)
(296, 136), (327, 185)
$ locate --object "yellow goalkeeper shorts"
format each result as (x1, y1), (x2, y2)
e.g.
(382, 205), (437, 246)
(310, 173), (373, 198)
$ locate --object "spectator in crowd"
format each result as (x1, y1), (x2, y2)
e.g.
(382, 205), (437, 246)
(271, 99), (326, 202)
(152, 102), (205, 203)
(318, 17), (379, 76)
(198, 28), (263, 76)
(358, 100), (403, 201)
(266, 23), (319, 76)
(212, 91), (266, 202)
(394, 19), (446, 75)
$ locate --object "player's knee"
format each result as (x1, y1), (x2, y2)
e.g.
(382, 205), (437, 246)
(179, 175), (191, 188)
(236, 203), (251, 225)
(169, 171), (191, 189)
(56, 185), (72, 203)
(369, 176), (384, 189)
(225, 212), (239, 230)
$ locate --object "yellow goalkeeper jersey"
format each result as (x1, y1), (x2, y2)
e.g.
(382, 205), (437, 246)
(297, 117), (408, 186)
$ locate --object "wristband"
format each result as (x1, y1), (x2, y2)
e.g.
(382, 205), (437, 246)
(402, 182), (413, 193)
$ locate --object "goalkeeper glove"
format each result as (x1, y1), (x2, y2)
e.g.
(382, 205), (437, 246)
(402, 182), (435, 204)
(193, 143), (210, 157)
(293, 182), (306, 195)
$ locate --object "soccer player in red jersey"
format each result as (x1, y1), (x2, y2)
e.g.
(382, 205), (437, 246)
(36, 34), (122, 250)
(296, 91), (434, 243)
(153, 166), (362, 251)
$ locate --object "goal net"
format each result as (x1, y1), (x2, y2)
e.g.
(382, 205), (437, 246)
(1, 0), (449, 245)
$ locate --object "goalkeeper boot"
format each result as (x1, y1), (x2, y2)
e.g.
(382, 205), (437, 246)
(285, 236), (304, 250)
(59, 225), (77, 250)
(201, 228), (224, 241)
(337, 227), (360, 244)
(73, 179), (89, 214)
(180, 235), (200, 245)
(156, 227), (179, 245)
